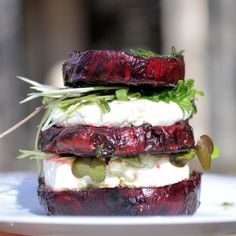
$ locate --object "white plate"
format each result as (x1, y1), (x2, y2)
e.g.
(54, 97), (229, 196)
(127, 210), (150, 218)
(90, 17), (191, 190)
(0, 172), (236, 236)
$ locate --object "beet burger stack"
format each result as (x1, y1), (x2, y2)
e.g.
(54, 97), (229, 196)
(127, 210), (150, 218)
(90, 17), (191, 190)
(17, 48), (218, 216)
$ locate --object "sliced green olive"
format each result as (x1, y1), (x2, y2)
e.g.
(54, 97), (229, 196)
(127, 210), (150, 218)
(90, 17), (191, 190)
(195, 135), (214, 170)
(89, 158), (106, 183)
(71, 157), (106, 183)
(169, 156), (186, 167)
(71, 157), (91, 178)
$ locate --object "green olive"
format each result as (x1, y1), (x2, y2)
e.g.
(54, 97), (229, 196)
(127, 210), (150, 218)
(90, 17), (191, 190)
(71, 157), (106, 183)
(195, 135), (214, 170)
(71, 157), (91, 178)
(169, 156), (186, 167)
(89, 158), (106, 183)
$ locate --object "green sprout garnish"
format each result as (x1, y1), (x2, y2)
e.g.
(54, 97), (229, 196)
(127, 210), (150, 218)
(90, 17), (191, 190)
(0, 76), (203, 142)
(129, 46), (184, 59)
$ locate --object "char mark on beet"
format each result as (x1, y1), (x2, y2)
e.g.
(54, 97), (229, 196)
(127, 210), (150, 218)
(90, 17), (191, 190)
(62, 50), (185, 88)
(38, 121), (194, 158)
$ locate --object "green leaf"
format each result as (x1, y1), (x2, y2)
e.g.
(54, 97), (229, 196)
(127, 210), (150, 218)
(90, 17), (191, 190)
(15, 76), (204, 140)
(211, 145), (220, 159)
(129, 47), (185, 59)
(98, 99), (111, 113)
(172, 149), (196, 160)
(221, 202), (234, 208)
(17, 149), (53, 160)
(115, 88), (129, 101)
(122, 156), (145, 168)
(17, 75), (124, 104)
(144, 79), (204, 115)
(171, 46), (185, 57)
(129, 48), (160, 58)
(129, 92), (141, 99)
(96, 143), (105, 157)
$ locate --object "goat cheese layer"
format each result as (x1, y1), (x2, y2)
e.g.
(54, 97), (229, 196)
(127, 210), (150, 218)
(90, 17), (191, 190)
(49, 99), (191, 127)
(42, 155), (190, 191)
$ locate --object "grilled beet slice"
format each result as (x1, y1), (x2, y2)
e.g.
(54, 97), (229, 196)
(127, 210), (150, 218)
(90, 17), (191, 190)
(39, 122), (194, 158)
(38, 172), (201, 216)
(63, 50), (185, 88)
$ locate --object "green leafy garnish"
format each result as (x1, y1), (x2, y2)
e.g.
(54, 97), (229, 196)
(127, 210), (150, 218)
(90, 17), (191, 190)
(144, 79), (204, 115)
(116, 156), (145, 168)
(17, 149), (53, 160)
(16, 76), (203, 132)
(0, 76), (203, 142)
(115, 88), (129, 101)
(221, 202), (234, 208)
(98, 99), (111, 113)
(129, 48), (160, 58)
(129, 46), (184, 59)
(211, 145), (219, 159)
(171, 149), (196, 160)
(17, 76), (123, 103)
(171, 47), (185, 57)
(96, 143), (105, 157)
(169, 149), (196, 168)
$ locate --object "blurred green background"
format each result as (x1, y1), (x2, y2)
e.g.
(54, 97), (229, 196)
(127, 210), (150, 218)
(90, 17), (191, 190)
(0, 0), (235, 173)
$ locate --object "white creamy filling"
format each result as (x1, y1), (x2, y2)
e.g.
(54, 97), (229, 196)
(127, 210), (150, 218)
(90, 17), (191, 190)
(50, 99), (191, 127)
(42, 155), (191, 191)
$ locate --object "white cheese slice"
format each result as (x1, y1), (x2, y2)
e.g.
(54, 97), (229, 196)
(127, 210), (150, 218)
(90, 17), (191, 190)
(49, 99), (190, 127)
(42, 155), (190, 191)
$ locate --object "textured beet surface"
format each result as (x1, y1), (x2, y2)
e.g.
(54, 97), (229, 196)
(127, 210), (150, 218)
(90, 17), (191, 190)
(62, 50), (185, 88)
(38, 173), (201, 216)
(39, 122), (194, 158)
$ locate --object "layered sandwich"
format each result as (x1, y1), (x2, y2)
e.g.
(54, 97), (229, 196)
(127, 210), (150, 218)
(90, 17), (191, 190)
(15, 48), (218, 215)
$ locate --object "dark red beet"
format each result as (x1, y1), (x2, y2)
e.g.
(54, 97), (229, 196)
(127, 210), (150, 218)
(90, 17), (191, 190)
(62, 50), (185, 88)
(38, 173), (201, 216)
(38, 122), (194, 158)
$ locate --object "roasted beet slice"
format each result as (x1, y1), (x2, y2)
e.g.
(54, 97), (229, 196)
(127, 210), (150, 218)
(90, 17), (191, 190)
(38, 172), (201, 216)
(38, 122), (194, 158)
(62, 50), (185, 88)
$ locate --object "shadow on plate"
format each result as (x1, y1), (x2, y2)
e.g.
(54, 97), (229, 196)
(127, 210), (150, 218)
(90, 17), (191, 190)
(15, 173), (45, 215)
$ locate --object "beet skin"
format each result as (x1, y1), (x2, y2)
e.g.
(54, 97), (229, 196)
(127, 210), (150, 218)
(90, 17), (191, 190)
(38, 172), (201, 216)
(39, 122), (194, 158)
(63, 50), (185, 87)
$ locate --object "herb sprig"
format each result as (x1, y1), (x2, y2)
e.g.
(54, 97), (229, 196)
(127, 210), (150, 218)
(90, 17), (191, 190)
(17, 149), (54, 160)
(143, 79), (204, 115)
(129, 46), (184, 59)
